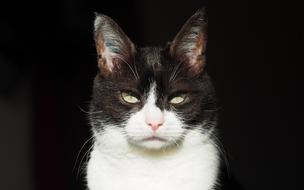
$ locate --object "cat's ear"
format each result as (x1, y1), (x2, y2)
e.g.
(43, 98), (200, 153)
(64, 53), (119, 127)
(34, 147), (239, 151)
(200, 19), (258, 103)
(170, 8), (208, 74)
(94, 13), (135, 75)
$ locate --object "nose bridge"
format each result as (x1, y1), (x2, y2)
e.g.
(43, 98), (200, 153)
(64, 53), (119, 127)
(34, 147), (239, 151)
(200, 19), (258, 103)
(144, 83), (164, 124)
(145, 104), (163, 122)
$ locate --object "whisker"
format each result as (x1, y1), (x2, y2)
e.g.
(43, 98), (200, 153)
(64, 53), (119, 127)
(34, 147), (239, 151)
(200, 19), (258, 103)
(210, 133), (231, 178)
(171, 138), (181, 148)
(73, 136), (95, 173)
(78, 106), (103, 114)
(169, 62), (182, 82)
(77, 144), (94, 179)
(204, 106), (224, 113)
(116, 55), (139, 80)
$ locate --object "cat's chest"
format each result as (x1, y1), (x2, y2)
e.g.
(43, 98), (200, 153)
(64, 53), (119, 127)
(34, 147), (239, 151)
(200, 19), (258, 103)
(86, 143), (219, 190)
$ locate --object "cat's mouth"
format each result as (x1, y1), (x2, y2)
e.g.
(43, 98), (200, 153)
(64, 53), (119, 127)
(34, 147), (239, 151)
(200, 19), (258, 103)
(141, 136), (167, 142)
(126, 133), (185, 149)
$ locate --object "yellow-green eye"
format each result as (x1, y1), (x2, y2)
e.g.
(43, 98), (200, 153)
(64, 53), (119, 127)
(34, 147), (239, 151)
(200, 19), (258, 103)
(121, 92), (140, 104)
(169, 95), (186, 105)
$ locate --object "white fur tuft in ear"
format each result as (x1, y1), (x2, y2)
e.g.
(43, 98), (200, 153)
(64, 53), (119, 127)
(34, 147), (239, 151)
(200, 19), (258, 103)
(94, 14), (103, 31)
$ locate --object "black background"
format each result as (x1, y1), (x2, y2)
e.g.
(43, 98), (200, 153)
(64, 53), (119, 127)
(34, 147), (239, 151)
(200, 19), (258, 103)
(0, 0), (302, 190)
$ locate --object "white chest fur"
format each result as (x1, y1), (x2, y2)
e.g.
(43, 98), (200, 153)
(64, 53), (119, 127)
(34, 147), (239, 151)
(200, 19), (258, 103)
(86, 130), (219, 190)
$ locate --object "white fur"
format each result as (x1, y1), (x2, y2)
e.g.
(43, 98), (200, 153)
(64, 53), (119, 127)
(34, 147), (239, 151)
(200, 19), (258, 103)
(86, 83), (219, 190)
(125, 83), (184, 149)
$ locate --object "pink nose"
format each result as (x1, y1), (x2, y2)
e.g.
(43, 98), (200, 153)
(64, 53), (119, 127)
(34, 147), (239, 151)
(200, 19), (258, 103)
(146, 119), (164, 132)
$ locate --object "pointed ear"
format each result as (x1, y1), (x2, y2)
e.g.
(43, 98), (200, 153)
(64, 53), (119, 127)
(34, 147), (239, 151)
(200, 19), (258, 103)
(170, 8), (208, 73)
(94, 13), (135, 75)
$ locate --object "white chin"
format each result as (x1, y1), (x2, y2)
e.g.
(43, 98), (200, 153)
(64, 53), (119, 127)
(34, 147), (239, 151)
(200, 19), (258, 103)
(129, 138), (172, 150)
(140, 140), (168, 149)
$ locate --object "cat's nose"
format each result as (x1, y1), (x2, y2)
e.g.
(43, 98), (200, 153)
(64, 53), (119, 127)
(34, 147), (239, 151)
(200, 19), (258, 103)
(146, 117), (164, 132)
(145, 105), (164, 132)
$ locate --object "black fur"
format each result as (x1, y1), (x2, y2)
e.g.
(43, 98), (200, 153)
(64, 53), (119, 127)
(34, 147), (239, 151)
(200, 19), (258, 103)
(90, 44), (217, 129)
(90, 9), (217, 133)
(89, 8), (244, 190)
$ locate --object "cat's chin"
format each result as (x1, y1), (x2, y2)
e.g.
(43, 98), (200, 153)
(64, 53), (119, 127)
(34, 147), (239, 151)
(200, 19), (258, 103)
(128, 136), (180, 150)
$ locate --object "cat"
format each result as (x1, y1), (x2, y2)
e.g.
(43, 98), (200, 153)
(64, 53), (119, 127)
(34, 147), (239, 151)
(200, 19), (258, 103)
(86, 8), (226, 190)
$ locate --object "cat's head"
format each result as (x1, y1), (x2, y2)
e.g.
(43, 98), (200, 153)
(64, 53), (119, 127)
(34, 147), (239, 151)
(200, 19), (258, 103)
(90, 9), (217, 150)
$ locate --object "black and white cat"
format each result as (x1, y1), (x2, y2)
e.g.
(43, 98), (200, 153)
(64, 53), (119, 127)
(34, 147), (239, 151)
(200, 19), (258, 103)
(86, 9), (223, 190)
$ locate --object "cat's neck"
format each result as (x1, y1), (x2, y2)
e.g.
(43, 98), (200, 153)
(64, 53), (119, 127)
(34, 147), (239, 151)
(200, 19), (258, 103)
(87, 129), (220, 190)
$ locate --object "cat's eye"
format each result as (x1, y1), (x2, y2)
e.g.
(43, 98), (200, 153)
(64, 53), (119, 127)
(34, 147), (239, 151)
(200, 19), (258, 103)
(169, 95), (187, 105)
(121, 92), (140, 104)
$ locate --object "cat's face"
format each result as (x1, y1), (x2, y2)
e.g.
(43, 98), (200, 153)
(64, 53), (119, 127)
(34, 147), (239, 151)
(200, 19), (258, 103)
(90, 9), (217, 150)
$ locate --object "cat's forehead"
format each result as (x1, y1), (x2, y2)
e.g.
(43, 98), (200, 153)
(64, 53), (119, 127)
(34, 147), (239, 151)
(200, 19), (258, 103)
(134, 47), (172, 92)
(138, 47), (163, 70)
(130, 47), (196, 97)
(112, 46), (198, 95)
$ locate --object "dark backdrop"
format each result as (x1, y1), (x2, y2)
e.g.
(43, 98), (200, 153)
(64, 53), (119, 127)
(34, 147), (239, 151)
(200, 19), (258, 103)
(0, 0), (302, 190)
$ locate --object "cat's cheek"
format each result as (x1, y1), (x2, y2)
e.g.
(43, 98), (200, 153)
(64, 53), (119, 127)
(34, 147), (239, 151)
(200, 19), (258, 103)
(123, 113), (163, 149)
(124, 110), (186, 149)
(124, 112), (152, 140)
(162, 111), (184, 133)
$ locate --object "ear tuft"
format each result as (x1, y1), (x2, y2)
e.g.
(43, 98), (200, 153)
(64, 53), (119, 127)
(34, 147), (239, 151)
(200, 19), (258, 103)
(170, 8), (208, 73)
(94, 13), (105, 34)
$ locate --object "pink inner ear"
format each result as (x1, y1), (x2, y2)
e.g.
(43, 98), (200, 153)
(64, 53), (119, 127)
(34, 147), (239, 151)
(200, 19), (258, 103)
(96, 39), (130, 74)
(172, 28), (207, 73)
(169, 9), (207, 73)
(100, 45), (116, 71)
(188, 32), (206, 66)
(94, 14), (136, 74)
